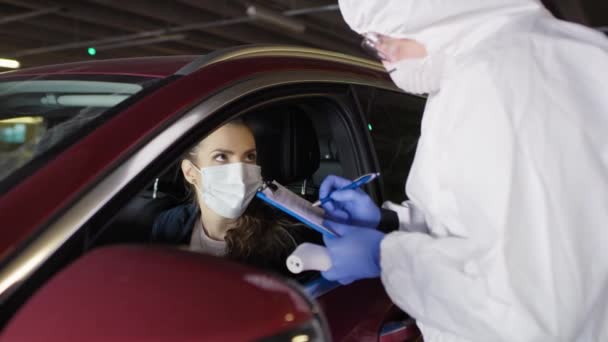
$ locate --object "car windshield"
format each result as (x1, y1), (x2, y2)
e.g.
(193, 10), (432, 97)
(0, 75), (158, 192)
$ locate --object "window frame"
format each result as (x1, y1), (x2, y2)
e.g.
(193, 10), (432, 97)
(85, 84), (372, 277)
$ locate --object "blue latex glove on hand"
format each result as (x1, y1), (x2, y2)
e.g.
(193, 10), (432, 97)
(319, 175), (381, 228)
(321, 220), (385, 285)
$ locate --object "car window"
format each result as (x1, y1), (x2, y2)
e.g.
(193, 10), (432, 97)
(362, 88), (426, 203)
(91, 96), (358, 283)
(0, 75), (158, 191)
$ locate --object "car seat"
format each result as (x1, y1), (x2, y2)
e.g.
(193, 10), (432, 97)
(247, 108), (320, 201)
(312, 137), (342, 189)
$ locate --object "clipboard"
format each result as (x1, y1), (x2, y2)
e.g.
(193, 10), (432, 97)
(256, 181), (340, 237)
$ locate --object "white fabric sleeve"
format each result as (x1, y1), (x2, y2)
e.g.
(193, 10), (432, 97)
(382, 200), (429, 233)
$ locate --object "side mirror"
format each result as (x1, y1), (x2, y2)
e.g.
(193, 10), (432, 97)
(1, 245), (330, 341)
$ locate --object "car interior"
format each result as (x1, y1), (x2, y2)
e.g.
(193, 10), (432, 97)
(90, 97), (356, 283)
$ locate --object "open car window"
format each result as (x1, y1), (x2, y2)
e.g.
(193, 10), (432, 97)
(0, 75), (157, 192)
(89, 95), (360, 284)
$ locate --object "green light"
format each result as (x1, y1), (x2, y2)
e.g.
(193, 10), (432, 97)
(368, 123), (373, 131)
(87, 47), (97, 56)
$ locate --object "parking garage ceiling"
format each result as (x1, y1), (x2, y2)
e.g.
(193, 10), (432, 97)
(0, 0), (606, 70)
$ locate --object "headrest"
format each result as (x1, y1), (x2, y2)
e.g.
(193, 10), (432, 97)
(246, 109), (320, 184)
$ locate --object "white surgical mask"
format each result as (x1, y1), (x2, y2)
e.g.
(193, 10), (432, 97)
(192, 162), (263, 219)
(386, 52), (446, 95)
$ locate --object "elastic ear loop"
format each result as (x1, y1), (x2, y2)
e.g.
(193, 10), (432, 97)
(186, 159), (203, 189)
(186, 144), (202, 183)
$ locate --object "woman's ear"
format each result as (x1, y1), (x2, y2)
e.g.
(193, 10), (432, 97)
(181, 159), (198, 185)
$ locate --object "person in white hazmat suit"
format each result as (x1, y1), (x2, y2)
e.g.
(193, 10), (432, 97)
(316, 0), (608, 341)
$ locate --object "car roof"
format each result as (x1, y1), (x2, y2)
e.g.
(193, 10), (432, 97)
(0, 46), (385, 80)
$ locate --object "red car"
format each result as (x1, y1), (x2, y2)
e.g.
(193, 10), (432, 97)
(0, 46), (425, 341)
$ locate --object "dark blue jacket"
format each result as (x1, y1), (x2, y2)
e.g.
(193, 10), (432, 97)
(151, 203), (199, 244)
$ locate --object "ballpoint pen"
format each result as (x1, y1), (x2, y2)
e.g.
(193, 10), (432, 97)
(312, 172), (380, 207)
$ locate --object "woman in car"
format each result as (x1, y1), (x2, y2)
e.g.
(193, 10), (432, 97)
(151, 119), (312, 275)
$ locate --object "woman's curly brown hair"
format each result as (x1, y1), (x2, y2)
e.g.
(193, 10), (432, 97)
(224, 199), (302, 274)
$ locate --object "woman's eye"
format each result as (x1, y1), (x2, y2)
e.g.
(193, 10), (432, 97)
(246, 153), (257, 162)
(213, 153), (227, 162)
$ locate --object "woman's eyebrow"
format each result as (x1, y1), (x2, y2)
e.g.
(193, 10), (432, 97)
(210, 149), (234, 155)
(243, 148), (257, 154)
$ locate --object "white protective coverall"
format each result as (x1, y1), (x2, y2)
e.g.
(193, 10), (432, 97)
(339, 0), (608, 341)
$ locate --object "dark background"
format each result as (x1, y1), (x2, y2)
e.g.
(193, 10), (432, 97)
(0, 0), (606, 69)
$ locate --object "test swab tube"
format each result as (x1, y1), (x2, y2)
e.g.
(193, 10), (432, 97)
(286, 243), (332, 274)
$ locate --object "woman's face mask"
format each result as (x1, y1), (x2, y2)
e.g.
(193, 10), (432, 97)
(191, 162), (263, 219)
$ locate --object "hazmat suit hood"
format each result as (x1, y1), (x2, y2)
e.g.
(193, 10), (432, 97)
(338, 0), (548, 55)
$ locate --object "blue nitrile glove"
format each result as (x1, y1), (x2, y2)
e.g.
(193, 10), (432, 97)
(321, 220), (385, 285)
(319, 175), (381, 228)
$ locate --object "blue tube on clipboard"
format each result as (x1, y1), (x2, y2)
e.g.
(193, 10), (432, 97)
(256, 181), (340, 238)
